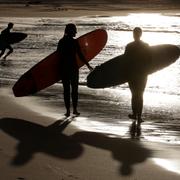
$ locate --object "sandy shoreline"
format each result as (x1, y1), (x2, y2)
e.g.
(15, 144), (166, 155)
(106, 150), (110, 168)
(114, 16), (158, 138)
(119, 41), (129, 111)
(1, 87), (180, 179)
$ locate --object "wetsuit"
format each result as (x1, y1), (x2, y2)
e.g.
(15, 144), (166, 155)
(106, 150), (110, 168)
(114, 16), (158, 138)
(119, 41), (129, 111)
(57, 35), (84, 112)
(125, 40), (151, 120)
(0, 27), (13, 58)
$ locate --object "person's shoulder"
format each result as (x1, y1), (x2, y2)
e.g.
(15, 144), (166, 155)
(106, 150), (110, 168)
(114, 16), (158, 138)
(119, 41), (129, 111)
(1, 28), (6, 34)
(127, 41), (134, 46)
(58, 36), (66, 43)
(141, 40), (149, 47)
(126, 41), (134, 48)
(2, 27), (8, 31)
(57, 37), (65, 49)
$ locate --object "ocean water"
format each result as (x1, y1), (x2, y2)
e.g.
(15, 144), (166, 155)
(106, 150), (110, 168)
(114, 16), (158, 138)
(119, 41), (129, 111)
(1, 13), (180, 145)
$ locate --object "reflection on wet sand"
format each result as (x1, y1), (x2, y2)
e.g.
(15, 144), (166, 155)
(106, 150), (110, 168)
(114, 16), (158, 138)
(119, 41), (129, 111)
(129, 120), (141, 139)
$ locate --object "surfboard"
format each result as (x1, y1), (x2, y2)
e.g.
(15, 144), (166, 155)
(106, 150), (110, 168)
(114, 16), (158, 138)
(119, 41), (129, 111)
(0, 32), (27, 50)
(87, 44), (180, 88)
(13, 29), (107, 97)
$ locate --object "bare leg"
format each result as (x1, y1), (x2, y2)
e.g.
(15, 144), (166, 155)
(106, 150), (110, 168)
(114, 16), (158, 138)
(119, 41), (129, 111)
(71, 71), (80, 116)
(62, 78), (71, 117)
(128, 76), (147, 124)
(3, 45), (13, 60)
(0, 49), (6, 59)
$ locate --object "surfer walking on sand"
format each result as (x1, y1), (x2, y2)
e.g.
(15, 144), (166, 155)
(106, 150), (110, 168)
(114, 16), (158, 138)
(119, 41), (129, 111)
(0, 22), (14, 60)
(57, 23), (93, 117)
(124, 27), (151, 125)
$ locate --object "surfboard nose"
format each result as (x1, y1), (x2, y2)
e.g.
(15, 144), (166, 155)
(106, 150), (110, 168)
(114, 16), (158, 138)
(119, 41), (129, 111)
(177, 45), (180, 56)
(173, 45), (180, 59)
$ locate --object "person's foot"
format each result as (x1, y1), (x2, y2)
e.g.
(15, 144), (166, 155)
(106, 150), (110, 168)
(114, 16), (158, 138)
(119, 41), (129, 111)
(64, 110), (70, 117)
(136, 124), (142, 137)
(3, 57), (6, 60)
(73, 110), (80, 116)
(128, 114), (136, 120)
(137, 117), (144, 125)
(1, 59), (6, 65)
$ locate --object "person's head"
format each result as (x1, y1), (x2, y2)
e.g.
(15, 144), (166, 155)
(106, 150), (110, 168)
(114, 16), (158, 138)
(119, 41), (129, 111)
(65, 23), (77, 37)
(133, 27), (142, 41)
(8, 22), (14, 29)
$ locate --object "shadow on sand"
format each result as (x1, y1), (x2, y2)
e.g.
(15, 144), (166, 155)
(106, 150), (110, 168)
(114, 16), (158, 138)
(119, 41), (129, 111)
(72, 130), (152, 176)
(0, 118), (152, 176)
(0, 117), (83, 166)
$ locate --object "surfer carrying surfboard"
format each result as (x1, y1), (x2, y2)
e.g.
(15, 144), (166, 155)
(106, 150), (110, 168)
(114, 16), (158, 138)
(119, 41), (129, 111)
(124, 27), (151, 124)
(0, 22), (14, 60)
(57, 23), (93, 117)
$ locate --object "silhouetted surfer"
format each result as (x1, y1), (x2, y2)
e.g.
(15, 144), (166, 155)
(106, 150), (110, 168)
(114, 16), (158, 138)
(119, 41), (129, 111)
(124, 27), (151, 124)
(0, 22), (14, 60)
(57, 23), (93, 117)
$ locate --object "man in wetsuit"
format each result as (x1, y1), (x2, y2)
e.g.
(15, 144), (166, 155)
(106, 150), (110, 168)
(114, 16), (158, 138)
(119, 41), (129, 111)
(57, 23), (93, 117)
(124, 27), (151, 124)
(0, 22), (14, 60)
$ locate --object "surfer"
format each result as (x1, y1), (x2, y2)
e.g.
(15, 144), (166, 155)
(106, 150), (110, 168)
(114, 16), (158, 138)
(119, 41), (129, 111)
(57, 23), (93, 117)
(0, 22), (14, 60)
(124, 27), (151, 124)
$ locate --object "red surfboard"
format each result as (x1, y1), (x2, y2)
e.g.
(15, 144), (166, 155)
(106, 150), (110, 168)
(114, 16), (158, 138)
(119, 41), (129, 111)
(13, 29), (107, 97)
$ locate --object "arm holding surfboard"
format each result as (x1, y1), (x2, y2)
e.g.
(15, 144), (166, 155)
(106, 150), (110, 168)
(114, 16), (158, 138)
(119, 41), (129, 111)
(76, 40), (93, 71)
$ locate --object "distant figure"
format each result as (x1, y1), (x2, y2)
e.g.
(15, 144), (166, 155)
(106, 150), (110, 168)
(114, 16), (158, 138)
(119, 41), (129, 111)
(124, 27), (151, 124)
(0, 22), (14, 60)
(57, 23), (93, 117)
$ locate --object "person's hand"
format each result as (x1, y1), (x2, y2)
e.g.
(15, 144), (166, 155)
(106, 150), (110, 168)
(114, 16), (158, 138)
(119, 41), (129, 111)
(88, 65), (93, 71)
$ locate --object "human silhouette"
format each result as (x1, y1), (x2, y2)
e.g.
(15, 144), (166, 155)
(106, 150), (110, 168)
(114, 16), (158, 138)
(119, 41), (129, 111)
(124, 27), (151, 124)
(0, 22), (14, 60)
(57, 23), (93, 117)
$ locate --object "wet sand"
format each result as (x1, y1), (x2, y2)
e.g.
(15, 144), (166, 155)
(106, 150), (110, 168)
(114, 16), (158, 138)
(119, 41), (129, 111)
(1, 87), (180, 179)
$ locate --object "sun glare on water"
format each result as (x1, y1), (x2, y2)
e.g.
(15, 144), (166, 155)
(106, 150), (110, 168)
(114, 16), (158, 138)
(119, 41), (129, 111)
(111, 13), (180, 97)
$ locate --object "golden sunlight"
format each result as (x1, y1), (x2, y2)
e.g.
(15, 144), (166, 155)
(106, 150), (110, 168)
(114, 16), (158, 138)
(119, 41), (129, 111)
(153, 158), (180, 174)
(106, 13), (180, 105)
(127, 13), (166, 26)
(116, 13), (180, 45)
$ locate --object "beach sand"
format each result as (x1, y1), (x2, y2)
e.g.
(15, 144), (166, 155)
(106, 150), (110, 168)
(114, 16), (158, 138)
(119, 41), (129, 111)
(1, 4), (180, 180)
(1, 86), (180, 180)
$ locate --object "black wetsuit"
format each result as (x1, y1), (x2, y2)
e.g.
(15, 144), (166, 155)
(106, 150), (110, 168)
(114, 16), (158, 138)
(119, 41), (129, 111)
(0, 27), (13, 58)
(124, 40), (151, 119)
(57, 35), (84, 111)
